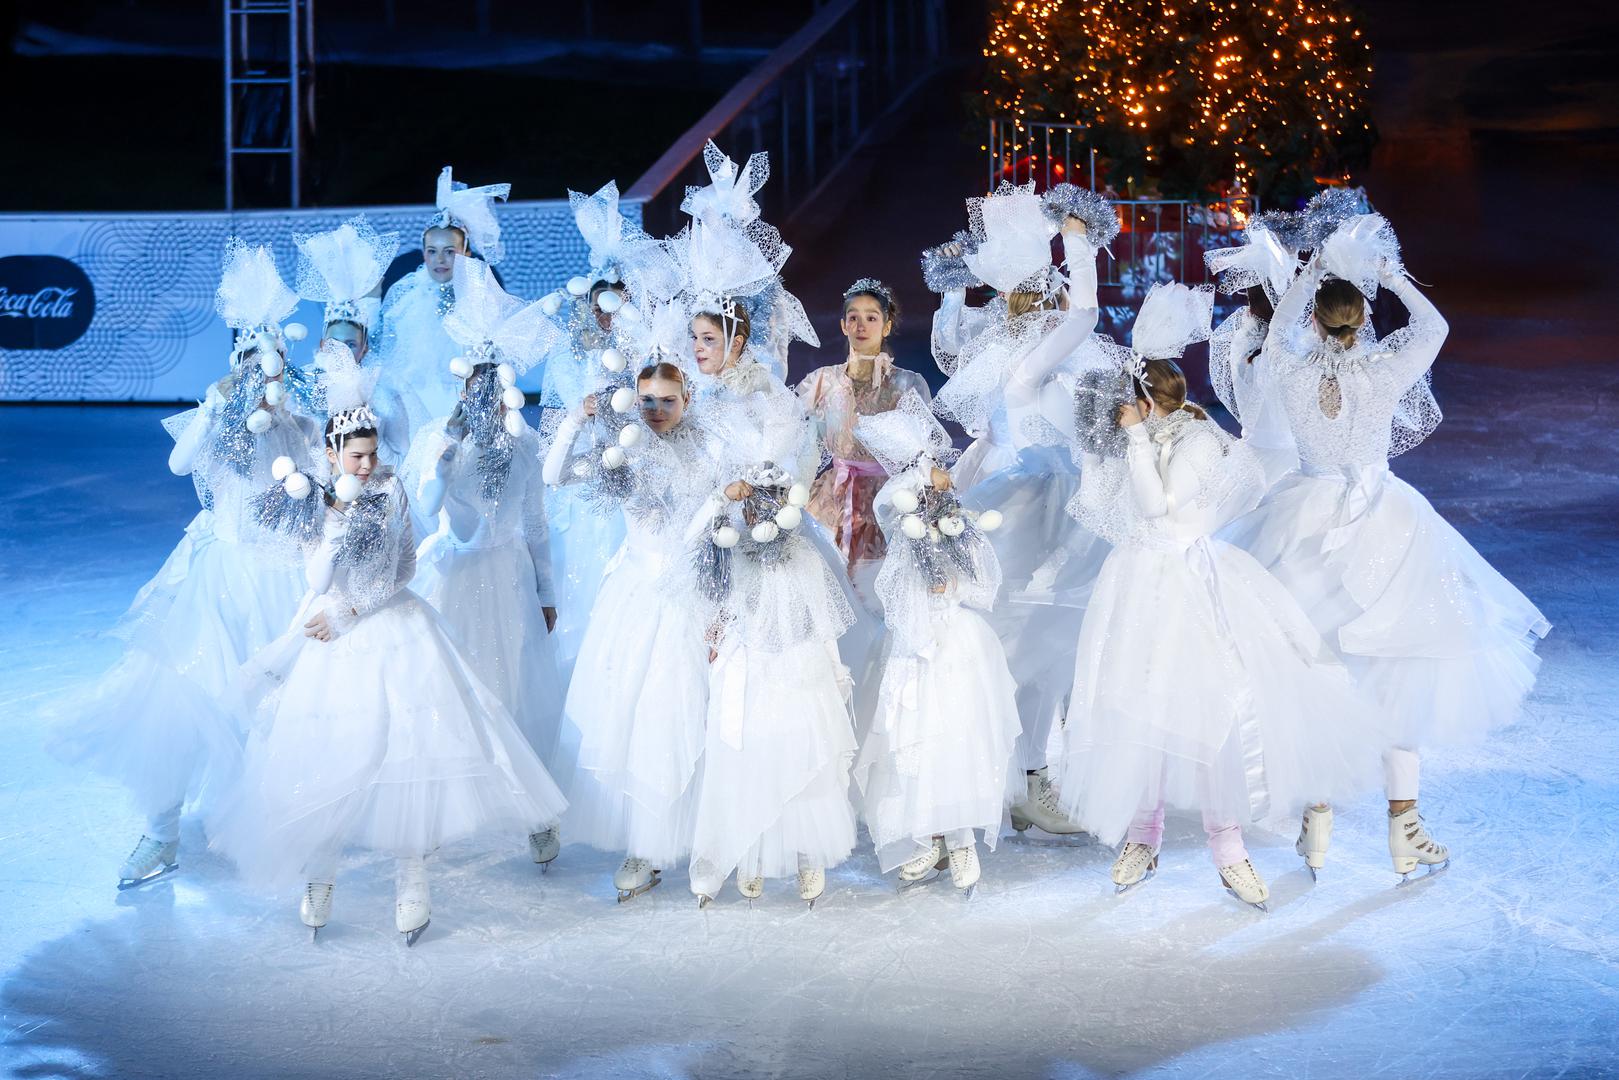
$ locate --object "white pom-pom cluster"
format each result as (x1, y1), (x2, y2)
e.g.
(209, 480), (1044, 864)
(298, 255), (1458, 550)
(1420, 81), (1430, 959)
(503, 410), (528, 437)
(283, 322), (308, 343)
(774, 505), (802, 530)
(787, 483), (810, 508)
(496, 362), (517, 387)
(609, 387), (636, 414)
(751, 521), (780, 544)
(617, 424), (642, 448)
(571, 458), (591, 479)
(565, 276), (590, 297)
(502, 386), (526, 411)
(263, 381), (285, 406)
(333, 473), (363, 503)
(601, 446), (626, 469)
(600, 348), (627, 373)
(449, 356), (474, 380)
(283, 471), (312, 500)
(617, 303), (642, 324)
(712, 524), (740, 549)
(258, 349), (285, 377)
(976, 509), (1003, 532)
(245, 408), (273, 434)
(596, 290), (623, 314)
(539, 292), (563, 317)
(900, 514), (927, 540)
(271, 455), (297, 482)
(890, 488), (919, 514)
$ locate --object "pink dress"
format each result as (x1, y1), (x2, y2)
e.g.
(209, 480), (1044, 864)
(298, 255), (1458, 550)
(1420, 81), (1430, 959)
(796, 355), (932, 593)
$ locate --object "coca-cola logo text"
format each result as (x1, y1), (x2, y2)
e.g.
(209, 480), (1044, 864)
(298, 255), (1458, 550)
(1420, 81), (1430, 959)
(0, 256), (95, 350)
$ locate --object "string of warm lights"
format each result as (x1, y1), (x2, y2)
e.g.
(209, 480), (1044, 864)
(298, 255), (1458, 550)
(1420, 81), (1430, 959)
(981, 0), (1375, 202)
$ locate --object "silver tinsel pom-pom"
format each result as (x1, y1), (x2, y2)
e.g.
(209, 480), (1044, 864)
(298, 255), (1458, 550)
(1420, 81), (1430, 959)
(1040, 184), (1121, 250)
(919, 231), (983, 293)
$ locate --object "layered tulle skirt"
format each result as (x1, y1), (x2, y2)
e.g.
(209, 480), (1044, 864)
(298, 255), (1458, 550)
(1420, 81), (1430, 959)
(854, 605), (1023, 872)
(962, 448), (1109, 771)
(561, 542), (710, 865)
(47, 513), (305, 818)
(545, 486), (627, 686)
(1222, 464), (1550, 747)
(1053, 537), (1387, 846)
(689, 638), (858, 895)
(414, 534), (574, 791)
(208, 589), (567, 886)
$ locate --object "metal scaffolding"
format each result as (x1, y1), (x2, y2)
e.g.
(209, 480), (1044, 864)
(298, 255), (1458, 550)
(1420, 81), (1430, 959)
(224, 0), (315, 209)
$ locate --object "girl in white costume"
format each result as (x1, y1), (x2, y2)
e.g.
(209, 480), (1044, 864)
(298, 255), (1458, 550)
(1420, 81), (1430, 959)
(543, 360), (719, 901)
(851, 391), (1021, 895)
(1222, 213), (1550, 880)
(209, 344), (566, 944)
(929, 182), (1117, 835)
(405, 256), (571, 870)
(376, 165), (511, 432)
(538, 180), (681, 684)
(1053, 283), (1384, 909)
(292, 215), (411, 467)
(48, 240), (321, 890)
(683, 422), (858, 907)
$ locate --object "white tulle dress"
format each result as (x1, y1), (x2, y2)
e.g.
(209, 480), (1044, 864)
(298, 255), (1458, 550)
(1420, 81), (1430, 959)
(1053, 412), (1386, 846)
(1222, 260), (1549, 748)
(542, 412), (715, 867)
(208, 473), (567, 886)
(406, 421), (573, 791)
(376, 266), (464, 431)
(47, 382), (318, 823)
(685, 505), (859, 896)
(852, 465), (1022, 872)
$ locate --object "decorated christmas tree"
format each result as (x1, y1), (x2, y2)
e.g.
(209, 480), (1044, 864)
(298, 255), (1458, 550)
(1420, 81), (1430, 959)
(979, 0), (1377, 204)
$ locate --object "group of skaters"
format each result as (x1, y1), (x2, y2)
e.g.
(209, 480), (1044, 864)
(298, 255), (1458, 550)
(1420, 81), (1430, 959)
(50, 146), (1549, 944)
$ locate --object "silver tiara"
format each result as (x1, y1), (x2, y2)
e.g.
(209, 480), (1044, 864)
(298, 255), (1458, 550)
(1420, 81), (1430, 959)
(844, 277), (893, 309)
(328, 404), (379, 442)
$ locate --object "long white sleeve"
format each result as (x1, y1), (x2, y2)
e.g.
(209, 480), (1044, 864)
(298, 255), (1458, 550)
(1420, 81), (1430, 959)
(542, 415), (585, 486)
(1374, 269), (1449, 395)
(167, 386), (221, 476)
(305, 507), (344, 595)
(523, 456), (556, 607)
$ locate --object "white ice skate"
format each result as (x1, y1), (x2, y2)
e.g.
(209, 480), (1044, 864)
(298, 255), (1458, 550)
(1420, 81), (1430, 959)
(395, 857), (431, 945)
(117, 835), (179, 890)
(1218, 858), (1271, 911)
(897, 836), (948, 889)
(796, 855), (825, 908)
(613, 856), (660, 903)
(300, 882), (334, 942)
(947, 844), (981, 899)
(1010, 769), (1088, 838)
(528, 826), (560, 871)
(1389, 806), (1450, 884)
(1295, 804), (1334, 880)
(738, 874), (765, 901)
(1111, 842), (1159, 894)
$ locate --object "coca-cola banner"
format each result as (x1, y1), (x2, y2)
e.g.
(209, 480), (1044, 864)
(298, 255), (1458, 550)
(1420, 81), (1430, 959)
(0, 200), (630, 401)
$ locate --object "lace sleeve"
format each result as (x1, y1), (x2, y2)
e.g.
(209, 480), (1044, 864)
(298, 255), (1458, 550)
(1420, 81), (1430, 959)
(1374, 270), (1449, 397)
(1004, 300), (1100, 451)
(1061, 233), (1099, 312)
(931, 289), (969, 368)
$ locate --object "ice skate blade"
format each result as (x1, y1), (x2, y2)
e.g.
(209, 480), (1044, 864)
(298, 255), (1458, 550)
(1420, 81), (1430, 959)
(1112, 869), (1155, 896)
(696, 893), (713, 910)
(959, 883), (978, 901)
(117, 862), (179, 891)
(616, 871), (662, 903)
(308, 925), (320, 943)
(1305, 863), (1319, 883)
(402, 918), (430, 947)
(1224, 887), (1269, 912)
(1397, 857), (1451, 887)
(898, 870), (943, 891)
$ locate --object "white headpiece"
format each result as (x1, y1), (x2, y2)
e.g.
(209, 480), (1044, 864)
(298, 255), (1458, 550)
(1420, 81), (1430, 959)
(680, 141), (770, 225)
(442, 257), (561, 377)
(294, 215), (400, 335)
(1204, 221), (1298, 306)
(964, 181), (1060, 296)
(1128, 282), (1216, 373)
(1317, 212), (1402, 300)
(426, 165), (511, 265)
(314, 338), (381, 442)
(216, 238), (301, 366)
(567, 180), (682, 301)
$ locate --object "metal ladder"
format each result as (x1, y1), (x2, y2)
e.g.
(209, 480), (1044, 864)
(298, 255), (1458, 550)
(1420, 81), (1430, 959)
(223, 0), (314, 209)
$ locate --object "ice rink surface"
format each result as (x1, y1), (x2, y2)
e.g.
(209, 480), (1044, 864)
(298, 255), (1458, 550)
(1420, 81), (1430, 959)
(2, 363), (1615, 1079)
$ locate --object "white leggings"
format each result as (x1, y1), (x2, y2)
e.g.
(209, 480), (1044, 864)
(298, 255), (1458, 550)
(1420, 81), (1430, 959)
(1383, 746), (1420, 802)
